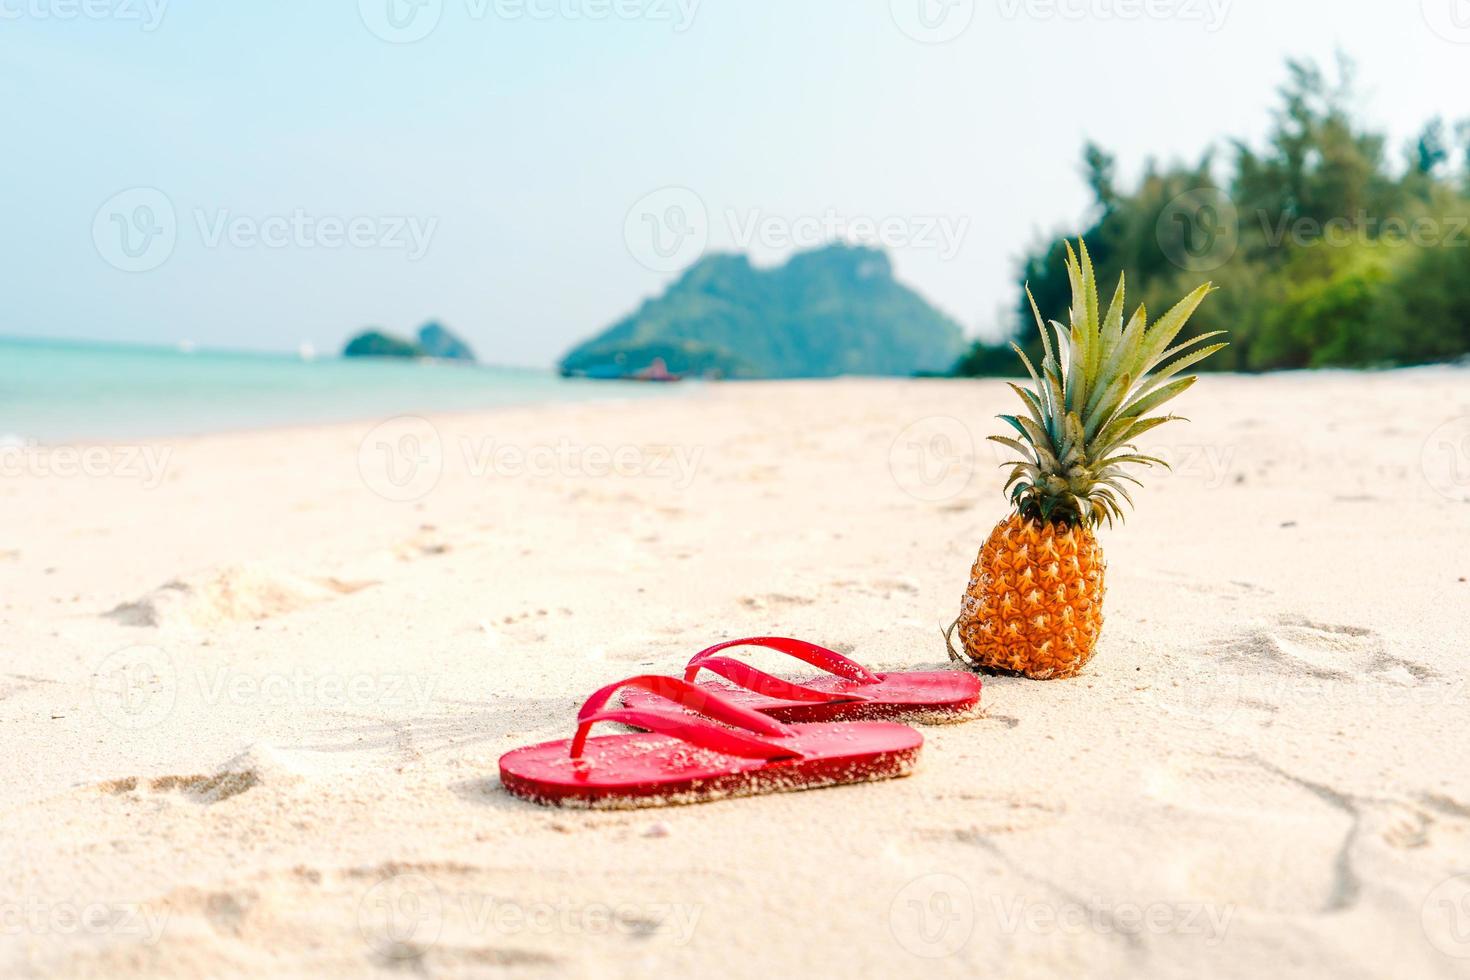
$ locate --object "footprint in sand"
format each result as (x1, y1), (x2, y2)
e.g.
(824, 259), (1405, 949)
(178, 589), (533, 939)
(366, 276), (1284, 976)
(105, 564), (376, 630)
(1379, 802), (1434, 850)
(1225, 616), (1433, 683)
(1261, 619), (1387, 677)
(738, 593), (816, 610)
(1143, 752), (1357, 914)
(145, 860), (722, 972)
(1159, 617), (1441, 728)
(1375, 794), (1470, 855)
(95, 743), (310, 803)
(99, 771), (261, 803)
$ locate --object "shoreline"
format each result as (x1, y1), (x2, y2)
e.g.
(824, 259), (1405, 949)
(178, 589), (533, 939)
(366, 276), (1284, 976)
(11, 362), (1470, 447)
(2, 384), (702, 449)
(0, 336), (691, 446)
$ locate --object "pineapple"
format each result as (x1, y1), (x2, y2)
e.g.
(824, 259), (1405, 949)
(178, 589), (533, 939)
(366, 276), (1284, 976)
(948, 240), (1227, 679)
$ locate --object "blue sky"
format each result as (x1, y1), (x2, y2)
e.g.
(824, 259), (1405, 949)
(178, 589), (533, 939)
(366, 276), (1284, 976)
(3, 0), (1468, 365)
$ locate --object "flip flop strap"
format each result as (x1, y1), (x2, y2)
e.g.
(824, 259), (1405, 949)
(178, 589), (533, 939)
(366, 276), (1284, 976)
(571, 709), (802, 761)
(570, 675), (802, 760)
(687, 636), (881, 685)
(685, 655), (873, 704)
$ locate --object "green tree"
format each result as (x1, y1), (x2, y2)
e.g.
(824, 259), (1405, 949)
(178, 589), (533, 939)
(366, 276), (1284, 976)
(953, 55), (1470, 376)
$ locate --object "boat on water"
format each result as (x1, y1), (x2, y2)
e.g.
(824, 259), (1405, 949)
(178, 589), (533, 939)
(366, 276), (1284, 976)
(630, 357), (682, 383)
(565, 356), (685, 382)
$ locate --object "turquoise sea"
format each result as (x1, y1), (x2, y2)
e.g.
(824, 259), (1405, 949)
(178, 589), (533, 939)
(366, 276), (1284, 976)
(0, 337), (672, 443)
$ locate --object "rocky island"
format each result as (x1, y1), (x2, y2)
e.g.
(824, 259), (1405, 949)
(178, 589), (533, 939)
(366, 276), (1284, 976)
(342, 321), (476, 362)
(559, 244), (965, 379)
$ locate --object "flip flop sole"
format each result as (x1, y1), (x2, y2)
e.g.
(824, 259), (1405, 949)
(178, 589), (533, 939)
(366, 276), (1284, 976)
(761, 698), (982, 725)
(499, 721), (922, 809)
(624, 670), (982, 724)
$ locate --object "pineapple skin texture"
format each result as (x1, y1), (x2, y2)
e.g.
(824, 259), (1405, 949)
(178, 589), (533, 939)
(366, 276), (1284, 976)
(957, 514), (1106, 679)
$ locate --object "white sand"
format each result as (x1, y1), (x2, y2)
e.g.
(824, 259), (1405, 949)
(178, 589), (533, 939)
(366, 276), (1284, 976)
(2, 371), (1469, 978)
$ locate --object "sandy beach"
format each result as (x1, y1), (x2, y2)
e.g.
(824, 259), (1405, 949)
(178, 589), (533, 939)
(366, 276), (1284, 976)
(3, 371), (1469, 978)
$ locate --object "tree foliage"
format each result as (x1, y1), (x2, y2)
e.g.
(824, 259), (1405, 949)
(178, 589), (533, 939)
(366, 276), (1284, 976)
(957, 56), (1470, 375)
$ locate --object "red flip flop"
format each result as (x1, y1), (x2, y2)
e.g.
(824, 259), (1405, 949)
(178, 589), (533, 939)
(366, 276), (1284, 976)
(622, 636), (981, 723)
(498, 675), (923, 808)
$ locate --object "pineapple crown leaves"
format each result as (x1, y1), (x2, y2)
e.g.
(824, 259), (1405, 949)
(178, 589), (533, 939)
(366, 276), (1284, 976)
(991, 239), (1228, 529)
